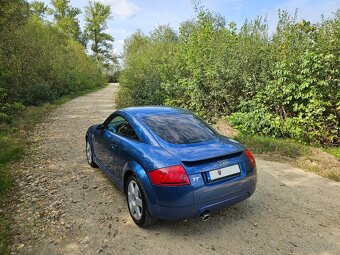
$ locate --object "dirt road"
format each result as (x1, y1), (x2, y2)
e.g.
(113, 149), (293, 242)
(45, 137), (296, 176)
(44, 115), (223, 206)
(11, 83), (340, 255)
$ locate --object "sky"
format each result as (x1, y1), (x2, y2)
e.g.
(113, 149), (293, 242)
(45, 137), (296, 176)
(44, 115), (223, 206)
(33, 0), (340, 55)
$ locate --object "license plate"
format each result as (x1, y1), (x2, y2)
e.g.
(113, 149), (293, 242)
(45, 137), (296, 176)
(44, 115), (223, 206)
(209, 164), (240, 180)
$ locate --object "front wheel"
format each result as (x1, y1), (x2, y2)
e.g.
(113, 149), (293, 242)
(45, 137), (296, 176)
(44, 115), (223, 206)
(86, 139), (97, 168)
(126, 175), (154, 227)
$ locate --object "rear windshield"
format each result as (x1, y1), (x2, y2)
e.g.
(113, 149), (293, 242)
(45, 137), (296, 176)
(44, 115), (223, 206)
(142, 113), (216, 144)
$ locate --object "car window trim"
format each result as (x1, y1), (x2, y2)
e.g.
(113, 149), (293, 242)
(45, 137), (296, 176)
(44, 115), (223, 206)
(104, 113), (140, 142)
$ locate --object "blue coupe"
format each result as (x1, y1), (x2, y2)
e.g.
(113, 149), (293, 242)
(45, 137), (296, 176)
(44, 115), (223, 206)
(86, 106), (257, 227)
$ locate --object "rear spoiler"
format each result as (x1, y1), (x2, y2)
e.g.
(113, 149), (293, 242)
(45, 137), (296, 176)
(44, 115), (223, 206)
(181, 150), (244, 167)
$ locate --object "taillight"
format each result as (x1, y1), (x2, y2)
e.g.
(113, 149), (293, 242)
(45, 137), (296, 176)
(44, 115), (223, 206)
(147, 165), (190, 186)
(245, 149), (256, 168)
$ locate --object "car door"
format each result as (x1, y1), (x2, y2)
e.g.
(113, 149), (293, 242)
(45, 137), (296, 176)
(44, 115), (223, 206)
(92, 125), (108, 167)
(92, 115), (124, 174)
(109, 117), (140, 182)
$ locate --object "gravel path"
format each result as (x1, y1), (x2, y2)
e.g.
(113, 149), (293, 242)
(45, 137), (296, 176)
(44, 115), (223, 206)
(11, 83), (340, 255)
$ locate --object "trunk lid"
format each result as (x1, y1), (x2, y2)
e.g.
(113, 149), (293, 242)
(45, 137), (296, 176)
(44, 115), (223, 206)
(161, 136), (245, 174)
(160, 136), (252, 205)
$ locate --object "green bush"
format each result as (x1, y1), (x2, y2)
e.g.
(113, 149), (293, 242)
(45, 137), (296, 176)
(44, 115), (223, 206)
(0, 88), (25, 123)
(118, 27), (177, 108)
(0, 10), (105, 119)
(118, 8), (339, 146)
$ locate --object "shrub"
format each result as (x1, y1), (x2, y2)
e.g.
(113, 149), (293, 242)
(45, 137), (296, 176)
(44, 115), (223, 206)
(118, 8), (340, 146)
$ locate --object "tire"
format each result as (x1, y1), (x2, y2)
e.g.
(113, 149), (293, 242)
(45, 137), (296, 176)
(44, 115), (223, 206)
(86, 139), (98, 168)
(126, 175), (155, 227)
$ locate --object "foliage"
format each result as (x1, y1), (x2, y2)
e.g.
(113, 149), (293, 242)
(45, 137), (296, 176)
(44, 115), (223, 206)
(50, 0), (82, 41)
(118, 8), (340, 146)
(0, 0), (106, 145)
(107, 69), (121, 83)
(30, 1), (49, 20)
(0, 0), (29, 29)
(0, 88), (25, 122)
(84, 0), (114, 66)
(0, 16), (104, 111)
(230, 11), (340, 146)
(118, 26), (177, 108)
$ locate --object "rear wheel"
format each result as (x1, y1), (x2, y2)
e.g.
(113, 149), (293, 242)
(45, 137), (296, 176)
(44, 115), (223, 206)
(86, 139), (97, 168)
(126, 175), (154, 227)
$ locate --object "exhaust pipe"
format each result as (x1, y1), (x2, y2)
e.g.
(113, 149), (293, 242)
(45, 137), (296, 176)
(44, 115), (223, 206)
(200, 211), (210, 221)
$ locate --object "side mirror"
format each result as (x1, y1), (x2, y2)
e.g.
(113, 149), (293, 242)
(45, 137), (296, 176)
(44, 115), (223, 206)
(96, 124), (104, 130)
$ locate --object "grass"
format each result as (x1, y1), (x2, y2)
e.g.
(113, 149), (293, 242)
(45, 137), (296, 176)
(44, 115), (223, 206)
(0, 84), (107, 255)
(321, 147), (340, 159)
(235, 134), (310, 158)
(216, 120), (340, 182)
(236, 134), (340, 182)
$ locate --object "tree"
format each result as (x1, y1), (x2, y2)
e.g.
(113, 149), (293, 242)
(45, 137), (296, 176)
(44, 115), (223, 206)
(150, 25), (178, 42)
(118, 8), (339, 145)
(0, 0), (29, 123)
(50, 0), (81, 41)
(30, 1), (49, 20)
(84, 0), (114, 65)
(0, 0), (29, 29)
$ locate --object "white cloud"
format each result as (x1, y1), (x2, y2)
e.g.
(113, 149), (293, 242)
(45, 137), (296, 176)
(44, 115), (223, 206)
(100, 0), (138, 19)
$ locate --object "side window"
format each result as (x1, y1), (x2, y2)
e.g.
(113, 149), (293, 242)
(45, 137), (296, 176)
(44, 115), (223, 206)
(107, 116), (125, 132)
(106, 115), (139, 141)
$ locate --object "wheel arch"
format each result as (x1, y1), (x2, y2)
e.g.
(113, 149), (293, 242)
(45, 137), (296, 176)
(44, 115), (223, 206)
(123, 170), (134, 193)
(122, 162), (157, 206)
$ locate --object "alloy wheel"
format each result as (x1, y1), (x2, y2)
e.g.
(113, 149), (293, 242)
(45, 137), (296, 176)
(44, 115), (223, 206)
(86, 140), (92, 164)
(127, 180), (143, 220)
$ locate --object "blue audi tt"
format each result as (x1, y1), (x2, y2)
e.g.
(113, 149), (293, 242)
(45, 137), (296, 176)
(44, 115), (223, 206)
(85, 106), (257, 227)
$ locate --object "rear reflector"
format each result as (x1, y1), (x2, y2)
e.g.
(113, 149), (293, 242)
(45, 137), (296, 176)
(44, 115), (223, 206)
(148, 165), (190, 186)
(245, 149), (256, 168)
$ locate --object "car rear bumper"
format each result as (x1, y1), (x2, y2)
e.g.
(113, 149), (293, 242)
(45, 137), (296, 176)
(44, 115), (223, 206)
(148, 171), (257, 220)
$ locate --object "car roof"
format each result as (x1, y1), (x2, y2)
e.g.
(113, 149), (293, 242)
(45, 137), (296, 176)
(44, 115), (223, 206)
(120, 106), (191, 117)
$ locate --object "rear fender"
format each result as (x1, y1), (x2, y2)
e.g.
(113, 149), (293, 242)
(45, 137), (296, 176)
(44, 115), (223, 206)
(122, 161), (157, 206)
